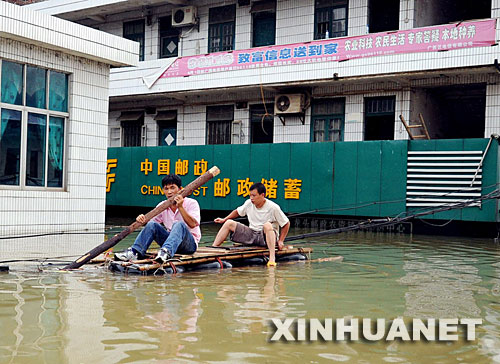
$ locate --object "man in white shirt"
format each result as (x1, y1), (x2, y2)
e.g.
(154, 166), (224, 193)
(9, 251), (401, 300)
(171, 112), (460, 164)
(212, 182), (290, 266)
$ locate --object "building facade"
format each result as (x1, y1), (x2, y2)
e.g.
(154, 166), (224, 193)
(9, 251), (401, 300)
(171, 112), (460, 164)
(27, 0), (500, 148)
(0, 1), (138, 238)
(25, 0), (500, 230)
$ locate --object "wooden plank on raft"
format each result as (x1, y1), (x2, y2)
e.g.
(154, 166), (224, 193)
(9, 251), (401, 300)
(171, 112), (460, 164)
(110, 247), (313, 272)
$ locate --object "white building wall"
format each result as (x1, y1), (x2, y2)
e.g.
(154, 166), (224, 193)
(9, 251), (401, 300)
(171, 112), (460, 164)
(144, 114), (156, 145)
(236, 2), (252, 50)
(108, 111), (121, 147)
(274, 112), (311, 143)
(399, 0), (415, 30)
(349, 0), (369, 36)
(234, 106), (250, 144)
(485, 84), (500, 137)
(177, 104), (206, 146)
(276, 0), (314, 45)
(0, 1), (137, 241)
(0, 38), (109, 236)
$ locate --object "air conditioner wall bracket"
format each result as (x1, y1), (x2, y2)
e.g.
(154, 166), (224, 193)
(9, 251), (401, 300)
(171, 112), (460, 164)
(278, 113), (305, 126)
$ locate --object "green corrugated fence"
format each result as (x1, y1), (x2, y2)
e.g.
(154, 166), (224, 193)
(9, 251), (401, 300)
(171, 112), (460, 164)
(106, 138), (499, 222)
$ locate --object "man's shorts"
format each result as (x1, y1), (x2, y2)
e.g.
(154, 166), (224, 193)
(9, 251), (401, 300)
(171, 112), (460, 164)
(230, 222), (274, 247)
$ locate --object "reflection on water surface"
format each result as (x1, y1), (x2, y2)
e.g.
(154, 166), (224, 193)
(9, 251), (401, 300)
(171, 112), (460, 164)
(1, 227), (500, 363)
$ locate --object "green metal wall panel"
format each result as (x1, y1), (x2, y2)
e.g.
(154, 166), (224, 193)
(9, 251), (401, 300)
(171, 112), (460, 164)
(107, 147), (131, 205)
(269, 143), (291, 212)
(106, 139), (499, 223)
(195, 145), (214, 210)
(131, 147), (156, 207)
(356, 141), (382, 216)
(212, 144), (233, 211)
(462, 139), (496, 222)
(408, 138), (498, 222)
(332, 142), (358, 216)
(310, 142), (335, 214)
(250, 144), (271, 184)
(380, 141), (408, 217)
(229, 144), (251, 210)
(289, 143), (312, 213)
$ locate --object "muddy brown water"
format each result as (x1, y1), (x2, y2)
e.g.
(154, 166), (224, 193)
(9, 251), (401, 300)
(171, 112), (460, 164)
(1, 226), (500, 363)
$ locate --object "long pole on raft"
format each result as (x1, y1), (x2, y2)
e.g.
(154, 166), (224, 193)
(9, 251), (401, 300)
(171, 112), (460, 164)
(63, 166), (220, 270)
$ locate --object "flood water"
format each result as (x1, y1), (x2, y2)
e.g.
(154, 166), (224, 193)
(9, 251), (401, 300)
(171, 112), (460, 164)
(1, 225), (500, 363)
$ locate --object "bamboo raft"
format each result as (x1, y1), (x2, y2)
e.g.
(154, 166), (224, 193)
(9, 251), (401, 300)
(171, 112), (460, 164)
(108, 246), (314, 275)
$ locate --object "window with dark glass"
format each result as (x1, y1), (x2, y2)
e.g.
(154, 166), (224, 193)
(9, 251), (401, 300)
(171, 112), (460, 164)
(1, 61), (23, 105)
(368, 0), (399, 33)
(314, 0), (348, 40)
(208, 5), (236, 53)
(0, 109), (22, 185)
(0, 60), (68, 188)
(49, 71), (68, 112)
(159, 16), (180, 58)
(117, 111), (144, 147)
(48, 116), (64, 187)
(311, 98), (345, 142)
(206, 105), (233, 145)
(364, 96), (396, 141)
(124, 19), (145, 61)
(27, 66), (46, 109)
(414, 0), (490, 28)
(251, 1), (276, 47)
(155, 110), (177, 146)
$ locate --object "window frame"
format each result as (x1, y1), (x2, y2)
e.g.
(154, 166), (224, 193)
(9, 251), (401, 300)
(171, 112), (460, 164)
(123, 19), (145, 61)
(310, 98), (345, 142)
(314, 0), (349, 40)
(208, 5), (236, 53)
(206, 105), (234, 145)
(159, 16), (180, 58)
(0, 60), (69, 191)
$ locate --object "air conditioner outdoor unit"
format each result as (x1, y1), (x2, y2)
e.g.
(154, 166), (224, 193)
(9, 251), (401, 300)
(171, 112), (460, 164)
(172, 6), (198, 27)
(274, 94), (305, 114)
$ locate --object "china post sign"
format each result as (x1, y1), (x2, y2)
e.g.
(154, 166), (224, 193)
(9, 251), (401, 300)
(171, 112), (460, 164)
(105, 143), (332, 213)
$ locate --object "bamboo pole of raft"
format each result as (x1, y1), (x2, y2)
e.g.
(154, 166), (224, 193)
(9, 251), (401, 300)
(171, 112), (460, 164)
(63, 166), (220, 270)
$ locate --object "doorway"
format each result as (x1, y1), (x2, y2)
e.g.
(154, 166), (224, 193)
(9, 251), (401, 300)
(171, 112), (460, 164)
(364, 96), (396, 140)
(250, 104), (274, 143)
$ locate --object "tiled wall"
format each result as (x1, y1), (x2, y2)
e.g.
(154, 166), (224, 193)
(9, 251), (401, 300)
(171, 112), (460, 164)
(80, 0), (373, 60)
(108, 86), (413, 146)
(0, 37), (110, 236)
(349, 0), (369, 36)
(485, 84), (500, 137)
(109, 66), (500, 146)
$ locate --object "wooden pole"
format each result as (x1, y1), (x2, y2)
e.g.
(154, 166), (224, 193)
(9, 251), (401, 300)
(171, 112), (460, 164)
(63, 166), (220, 270)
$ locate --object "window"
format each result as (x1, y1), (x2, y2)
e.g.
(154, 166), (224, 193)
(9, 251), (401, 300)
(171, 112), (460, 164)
(251, 1), (276, 47)
(206, 105), (233, 145)
(117, 111), (144, 147)
(124, 19), (145, 61)
(368, 0), (399, 33)
(0, 60), (68, 188)
(314, 0), (348, 40)
(364, 96), (396, 141)
(311, 98), (345, 142)
(414, 0), (490, 27)
(155, 110), (177, 146)
(159, 16), (180, 58)
(208, 5), (236, 53)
